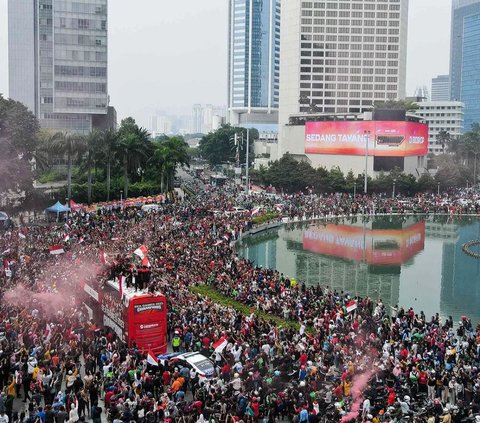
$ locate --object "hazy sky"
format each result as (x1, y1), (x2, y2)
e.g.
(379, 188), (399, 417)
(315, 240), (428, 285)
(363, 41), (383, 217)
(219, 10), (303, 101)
(0, 0), (452, 128)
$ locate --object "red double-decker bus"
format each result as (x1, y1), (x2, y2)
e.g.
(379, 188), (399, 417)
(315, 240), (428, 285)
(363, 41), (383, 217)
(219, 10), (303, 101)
(82, 279), (168, 355)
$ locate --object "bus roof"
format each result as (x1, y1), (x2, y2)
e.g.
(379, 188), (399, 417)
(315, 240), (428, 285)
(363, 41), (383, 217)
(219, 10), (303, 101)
(106, 279), (165, 303)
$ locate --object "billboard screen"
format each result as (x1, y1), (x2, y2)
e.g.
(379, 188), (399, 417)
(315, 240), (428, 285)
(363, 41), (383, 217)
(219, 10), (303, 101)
(305, 121), (428, 157)
(303, 221), (425, 265)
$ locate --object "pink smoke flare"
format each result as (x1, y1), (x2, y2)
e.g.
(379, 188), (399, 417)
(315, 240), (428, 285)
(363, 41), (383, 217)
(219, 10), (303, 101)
(341, 369), (376, 423)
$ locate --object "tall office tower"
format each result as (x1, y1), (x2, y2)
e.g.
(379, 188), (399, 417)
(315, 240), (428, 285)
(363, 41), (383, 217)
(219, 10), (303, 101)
(460, 13), (480, 131)
(227, 0), (281, 126)
(431, 75), (450, 101)
(278, 0), (409, 127)
(450, 0), (480, 102)
(203, 104), (214, 134)
(8, 0), (111, 134)
(191, 104), (203, 133)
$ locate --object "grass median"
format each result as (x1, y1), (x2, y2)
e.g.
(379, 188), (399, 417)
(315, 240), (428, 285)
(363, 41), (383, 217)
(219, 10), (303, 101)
(190, 284), (304, 332)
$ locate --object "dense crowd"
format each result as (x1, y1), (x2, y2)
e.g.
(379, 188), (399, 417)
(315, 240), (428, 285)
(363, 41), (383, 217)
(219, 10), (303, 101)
(0, 183), (480, 423)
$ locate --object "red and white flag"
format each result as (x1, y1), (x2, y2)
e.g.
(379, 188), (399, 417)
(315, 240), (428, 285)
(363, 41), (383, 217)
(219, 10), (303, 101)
(141, 257), (151, 268)
(213, 240), (223, 246)
(18, 233), (26, 239)
(118, 275), (123, 298)
(213, 336), (228, 353)
(49, 246), (65, 255)
(147, 350), (158, 366)
(346, 300), (357, 313)
(100, 249), (107, 265)
(134, 245), (148, 260)
(64, 234), (70, 242)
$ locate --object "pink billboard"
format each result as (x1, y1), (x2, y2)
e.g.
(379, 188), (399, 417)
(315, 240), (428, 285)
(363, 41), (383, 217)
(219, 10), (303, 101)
(305, 121), (428, 157)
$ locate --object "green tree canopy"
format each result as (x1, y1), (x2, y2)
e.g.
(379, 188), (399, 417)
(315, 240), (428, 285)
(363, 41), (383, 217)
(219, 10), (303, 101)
(198, 124), (257, 166)
(0, 95), (40, 193)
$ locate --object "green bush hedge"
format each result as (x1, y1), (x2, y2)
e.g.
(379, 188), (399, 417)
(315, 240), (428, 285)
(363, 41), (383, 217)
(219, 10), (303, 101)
(190, 284), (307, 332)
(251, 212), (279, 225)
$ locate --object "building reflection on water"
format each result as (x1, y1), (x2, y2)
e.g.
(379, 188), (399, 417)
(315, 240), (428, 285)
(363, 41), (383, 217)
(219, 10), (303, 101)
(238, 216), (480, 323)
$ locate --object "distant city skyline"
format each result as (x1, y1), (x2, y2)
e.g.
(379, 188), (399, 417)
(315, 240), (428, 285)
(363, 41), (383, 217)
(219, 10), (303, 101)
(0, 0), (451, 130)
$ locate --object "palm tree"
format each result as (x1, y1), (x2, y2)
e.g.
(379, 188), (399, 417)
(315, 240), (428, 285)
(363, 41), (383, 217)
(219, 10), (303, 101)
(436, 130), (451, 155)
(100, 129), (119, 201)
(151, 136), (190, 192)
(51, 131), (85, 201)
(82, 130), (102, 204)
(116, 127), (151, 198)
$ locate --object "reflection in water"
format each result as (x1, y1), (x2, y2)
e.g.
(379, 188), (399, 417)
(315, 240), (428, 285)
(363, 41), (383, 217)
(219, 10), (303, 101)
(237, 216), (480, 324)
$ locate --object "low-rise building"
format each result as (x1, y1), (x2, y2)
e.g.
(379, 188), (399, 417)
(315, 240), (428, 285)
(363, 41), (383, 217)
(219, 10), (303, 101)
(414, 101), (464, 155)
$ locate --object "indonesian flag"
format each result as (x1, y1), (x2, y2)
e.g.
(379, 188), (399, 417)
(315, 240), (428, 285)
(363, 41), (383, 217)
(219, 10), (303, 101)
(213, 240), (223, 246)
(223, 234), (230, 242)
(134, 245), (148, 260)
(49, 246), (65, 255)
(100, 249), (107, 265)
(147, 350), (158, 366)
(64, 234), (70, 242)
(213, 336), (228, 353)
(346, 300), (358, 313)
(251, 207), (261, 216)
(141, 257), (151, 268)
(18, 232), (26, 239)
(118, 275), (123, 298)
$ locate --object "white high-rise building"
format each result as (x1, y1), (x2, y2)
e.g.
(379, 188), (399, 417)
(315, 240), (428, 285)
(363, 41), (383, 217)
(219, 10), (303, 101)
(415, 101), (464, 155)
(8, 0), (112, 133)
(278, 0), (409, 131)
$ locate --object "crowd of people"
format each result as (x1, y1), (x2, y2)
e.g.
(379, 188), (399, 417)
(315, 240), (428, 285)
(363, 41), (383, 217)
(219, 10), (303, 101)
(0, 182), (480, 423)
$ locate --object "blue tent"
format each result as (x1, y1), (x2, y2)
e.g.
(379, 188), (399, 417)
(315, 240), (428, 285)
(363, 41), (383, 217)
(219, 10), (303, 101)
(45, 201), (70, 214)
(0, 211), (8, 221)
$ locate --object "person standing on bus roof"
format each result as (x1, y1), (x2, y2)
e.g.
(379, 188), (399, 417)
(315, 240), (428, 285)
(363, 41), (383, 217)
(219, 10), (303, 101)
(172, 331), (182, 352)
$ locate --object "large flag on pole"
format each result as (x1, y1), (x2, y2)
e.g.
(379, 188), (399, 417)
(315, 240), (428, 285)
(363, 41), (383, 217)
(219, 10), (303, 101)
(147, 350), (158, 366)
(134, 245), (148, 260)
(118, 275), (123, 299)
(213, 337), (228, 353)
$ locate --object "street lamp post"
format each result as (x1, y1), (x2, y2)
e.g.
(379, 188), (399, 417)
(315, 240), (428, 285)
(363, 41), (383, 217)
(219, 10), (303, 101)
(245, 128), (250, 195)
(437, 182), (440, 196)
(364, 130), (370, 194)
(120, 190), (123, 210)
(392, 180), (396, 199)
(474, 153), (478, 187)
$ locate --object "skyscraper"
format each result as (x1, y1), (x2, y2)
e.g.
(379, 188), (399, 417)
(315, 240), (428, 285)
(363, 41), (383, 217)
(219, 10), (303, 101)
(227, 0), (280, 125)
(8, 0), (111, 133)
(449, 0), (480, 102)
(460, 13), (480, 131)
(431, 75), (450, 101)
(278, 0), (409, 127)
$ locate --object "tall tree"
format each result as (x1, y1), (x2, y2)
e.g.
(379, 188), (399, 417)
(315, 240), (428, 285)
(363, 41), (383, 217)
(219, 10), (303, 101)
(116, 118), (151, 198)
(198, 124), (257, 166)
(436, 130), (451, 155)
(51, 132), (85, 201)
(100, 129), (119, 201)
(151, 137), (190, 192)
(0, 95), (40, 194)
(82, 130), (102, 204)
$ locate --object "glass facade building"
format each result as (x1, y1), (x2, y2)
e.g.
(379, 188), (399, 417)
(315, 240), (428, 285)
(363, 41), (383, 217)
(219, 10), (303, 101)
(228, 0), (280, 124)
(431, 75), (450, 102)
(461, 13), (480, 131)
(449, 0), (480, 102)
(9, 0), (109, 133)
